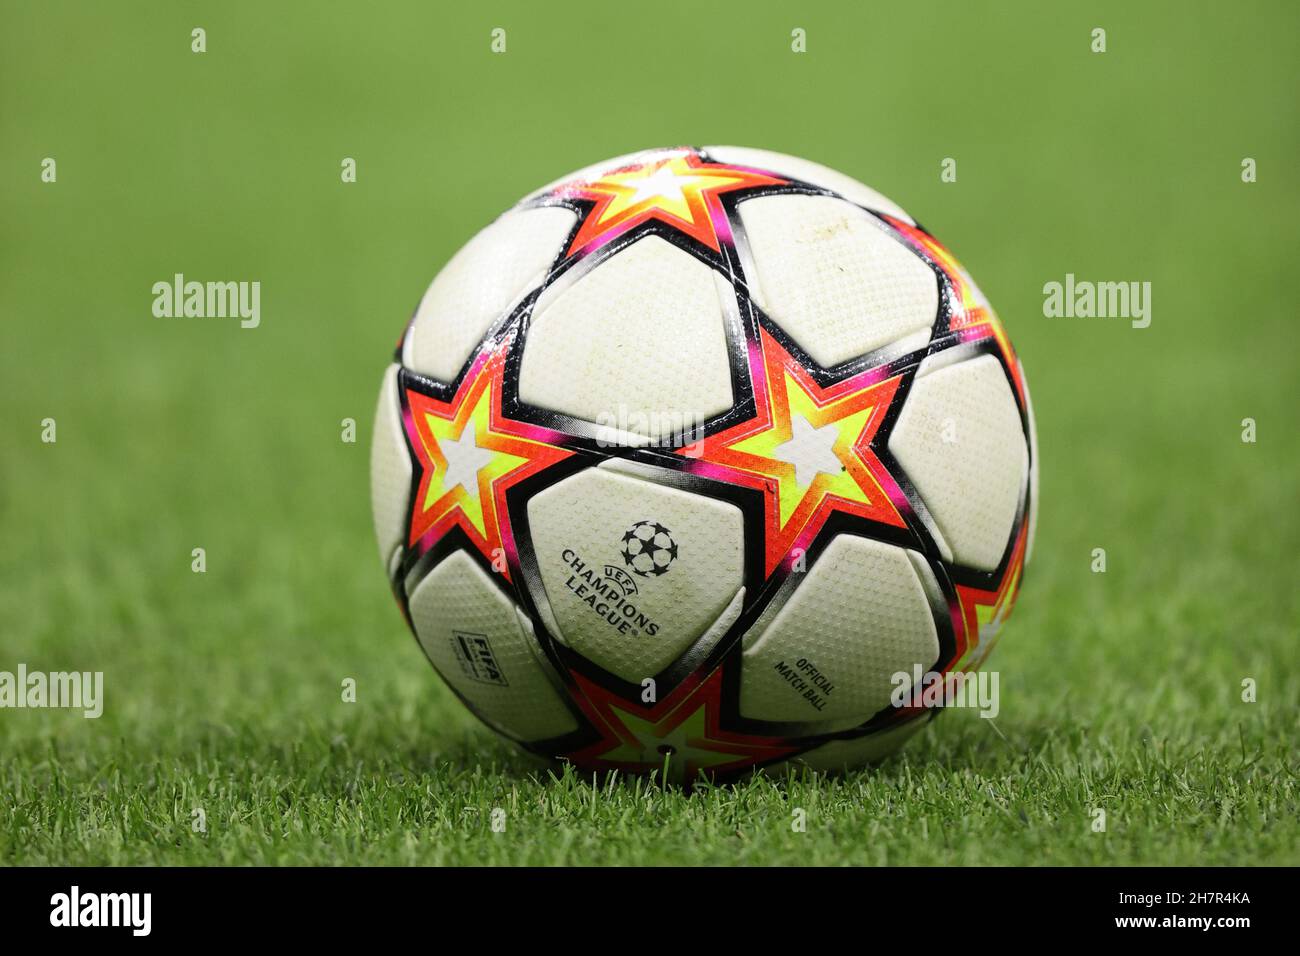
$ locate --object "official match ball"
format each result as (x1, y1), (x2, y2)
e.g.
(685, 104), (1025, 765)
(370, 146), (1037, 780)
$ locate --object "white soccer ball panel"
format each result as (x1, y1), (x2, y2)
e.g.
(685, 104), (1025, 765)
(740, 535), (940, 724)
(404, 205), (576, 382)
(770, 720), (927, 772)
(519, 235), (735, 440)
(369, 363), (411, 568)
(408, 550), (578, 742)
(738, 194), (937, 367)
(526, 464), (744, 682)
(888, 354), (1028, 572)
(704, 145), (914, 223)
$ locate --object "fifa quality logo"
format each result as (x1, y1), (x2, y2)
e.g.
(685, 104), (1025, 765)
(450, 632), (508, 686)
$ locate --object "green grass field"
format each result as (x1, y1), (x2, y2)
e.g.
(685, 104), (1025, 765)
(2, 0), (1297, 866)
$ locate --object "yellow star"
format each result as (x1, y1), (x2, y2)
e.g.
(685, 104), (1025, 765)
(405, 352), (573, 579)
(566, 668), (797, 780)
(599, 702), (760, 780)
(683, 330), (906, 576)
(558, 149), (785, 255)
(731, 368), (879, 529)
(416, 382), (528, 544)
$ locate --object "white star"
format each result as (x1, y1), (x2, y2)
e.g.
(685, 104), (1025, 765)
(438, 427), (495, 498)
(772, 415), (843, 487)
(625, 165), (702, 205)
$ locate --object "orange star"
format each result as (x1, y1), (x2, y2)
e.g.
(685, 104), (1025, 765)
(556, 149), (785, 257)
(405, 349), (573, 581)
(565, 667), (796, 781)
(885, 215), (1027, 406)
(951, 517), (1030, 674)
(680, 329), (907, 577)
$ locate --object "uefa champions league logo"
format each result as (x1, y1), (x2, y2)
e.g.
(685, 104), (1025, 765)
(619, 521), (678, 578)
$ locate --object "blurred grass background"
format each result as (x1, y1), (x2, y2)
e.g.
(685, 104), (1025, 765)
(1, 0), (1297, 864)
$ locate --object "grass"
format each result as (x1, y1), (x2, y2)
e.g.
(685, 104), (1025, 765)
(1, 0), (1298, 865)
(3, 685), (1295, 865)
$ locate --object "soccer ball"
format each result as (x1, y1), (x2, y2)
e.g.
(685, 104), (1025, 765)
(370, 146), (1037, 780)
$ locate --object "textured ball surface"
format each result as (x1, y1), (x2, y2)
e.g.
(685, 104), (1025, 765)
(370, 146), (1037, 780)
